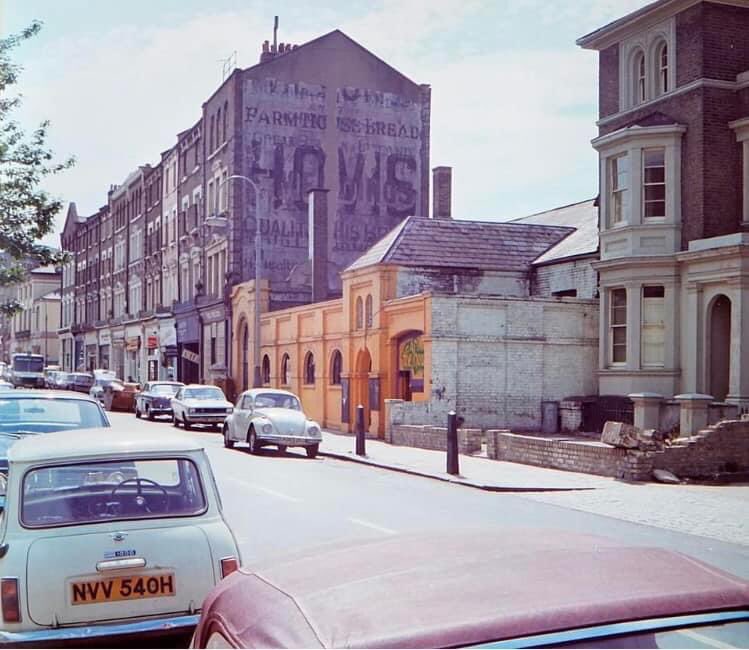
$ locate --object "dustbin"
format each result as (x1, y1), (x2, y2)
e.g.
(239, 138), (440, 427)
(541, 400), (559, 434)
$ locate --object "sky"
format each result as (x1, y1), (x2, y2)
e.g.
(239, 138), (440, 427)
(3, 0), (650, 247)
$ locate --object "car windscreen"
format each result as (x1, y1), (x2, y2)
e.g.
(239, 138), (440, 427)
(21, 458), (207, 528)
(0, 397), (108, 433)
(254, 393), (301, 410)
(183, 388), (224, 400)
(13, 357), (44, 373)
(152, 384), (180, 395)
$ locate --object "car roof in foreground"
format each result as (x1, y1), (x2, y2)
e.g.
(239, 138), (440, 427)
(1, 390), (98, 402)
(202, 530), (749, 649)
(244, 388), (298, 398)
(8, 427), (204, 464)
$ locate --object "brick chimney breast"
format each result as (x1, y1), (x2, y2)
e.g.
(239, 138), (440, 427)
(432, 166), (452, 219)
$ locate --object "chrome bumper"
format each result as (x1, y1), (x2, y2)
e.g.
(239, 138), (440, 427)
(186, 415), (227, 423)
(260, 433), (321, 446)
(0, 613), (199, 645)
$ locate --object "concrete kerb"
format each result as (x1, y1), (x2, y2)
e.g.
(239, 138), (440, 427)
(317, 448), (598, 494)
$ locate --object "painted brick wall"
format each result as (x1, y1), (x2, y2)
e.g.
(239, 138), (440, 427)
(394, 294), (599, 431)
(396, 268), (528, 299)
(532, 259), (598, 299)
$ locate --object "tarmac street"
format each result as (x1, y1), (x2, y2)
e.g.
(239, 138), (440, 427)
(108, 412), (749, 580)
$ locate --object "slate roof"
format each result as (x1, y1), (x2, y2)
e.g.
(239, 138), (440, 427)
(512, 199), (598, 265)
(346, 217), (574, 273)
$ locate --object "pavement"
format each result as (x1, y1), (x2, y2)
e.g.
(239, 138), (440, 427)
(320, 430), (749, 546)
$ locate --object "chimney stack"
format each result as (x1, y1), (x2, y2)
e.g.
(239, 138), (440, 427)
(432, 166), (452, 219)
(308, 188), (329, 303)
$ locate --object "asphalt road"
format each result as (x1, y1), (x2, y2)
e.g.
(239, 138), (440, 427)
(109, 411), (749, 580)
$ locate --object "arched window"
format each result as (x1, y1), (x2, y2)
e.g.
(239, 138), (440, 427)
(241, 324), (249, 391)
(355, 296), (363, 330)
(281, 353), (290, 385)
(304, 351), (315, 384)
(365, 294), (373, 328)
(261, 354), (270, 385)
(657, 42), (668, 94)
(330, 350), (342, 385)
(634, 50), (646, 104)
(223, 100), (229, 142)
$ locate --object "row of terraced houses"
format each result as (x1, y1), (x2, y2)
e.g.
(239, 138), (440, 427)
(4, 0), (749, 438)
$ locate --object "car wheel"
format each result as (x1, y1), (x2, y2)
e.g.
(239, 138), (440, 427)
(247, 428), (259, 454)
(147, 406), (154, 421)
(224, 426), (235, 449)
(277, 445), (287, 454)
(306, 444), (319, 459)
(135, 404), (141, 419)
(173, 414), (180, 428)
(183, 418), (192, 431)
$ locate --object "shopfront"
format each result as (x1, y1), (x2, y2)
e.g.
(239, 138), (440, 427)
(73, 334), (84, 371)
(199, 304), (227, 386)
(98, 330), (111, 370)
(175, 307), (200, 384)
(84, 331), (98, 372)
(158, 317), (178, 380)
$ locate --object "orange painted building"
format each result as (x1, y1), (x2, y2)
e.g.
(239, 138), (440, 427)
(231, 263), (429, 437)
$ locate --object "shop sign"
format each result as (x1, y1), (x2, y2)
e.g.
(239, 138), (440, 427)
(99, 331), (112, 346)
(125, 336), (140, 352)
(147, 335), (159, 349)
(201, 307), (224, 323)
(182, 349), (200, 364)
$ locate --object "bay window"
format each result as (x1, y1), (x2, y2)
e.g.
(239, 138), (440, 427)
(641, 286), (665, 367)
(610, 288), (627, 364)
(642, 148), (665, 218)
(609, 155), (629, 226)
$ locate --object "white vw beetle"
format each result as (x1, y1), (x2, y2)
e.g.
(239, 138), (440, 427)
(0, 428), (240, 645)
(223, 389), (322, 458)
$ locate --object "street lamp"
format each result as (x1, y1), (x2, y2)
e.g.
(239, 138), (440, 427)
(210, 174), (265, 389)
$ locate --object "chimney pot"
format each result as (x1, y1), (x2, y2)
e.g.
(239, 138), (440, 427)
(432, 166), (452, 219)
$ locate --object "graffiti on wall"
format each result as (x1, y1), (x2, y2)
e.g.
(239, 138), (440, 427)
(242, 78), (425, 281)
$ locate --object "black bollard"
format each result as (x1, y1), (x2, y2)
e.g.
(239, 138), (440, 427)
(447, 410), (459, 475)
(355, 404), (366, 456)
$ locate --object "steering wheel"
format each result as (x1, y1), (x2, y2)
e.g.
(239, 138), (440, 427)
(110, 477), (169, 514)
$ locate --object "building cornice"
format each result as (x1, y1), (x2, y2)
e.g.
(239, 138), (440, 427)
(597, 78), (737, 129)
(577, 0), (749, 50)
(592, 123), (686, 150)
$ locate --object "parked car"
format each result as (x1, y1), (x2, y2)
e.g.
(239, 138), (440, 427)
(190, 530), (749, 648)
(135, 381), (184, 420)
(68, 372), (95, 393)
(89, 374), (122, 405)
(0, 391), (110, 493)
(0, 380), (13, 392)
(0, 427), (241, 646)
(223, 389), (322, 458)
(171, 385), (233, 431)
(101, 380), (140, 412)
(42, 366), (61, 388)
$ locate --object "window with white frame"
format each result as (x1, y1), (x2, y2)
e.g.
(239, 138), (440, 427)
(634, 50), (646, 105)
(642, 148), (666, 218)
(641, 286), (665, 367)
(610, 288), (627, 365)
(609, 155), (629, 226)
(656, 42), (668, 95)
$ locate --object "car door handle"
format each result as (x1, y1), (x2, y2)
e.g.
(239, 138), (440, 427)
(96, 558), (147, 572)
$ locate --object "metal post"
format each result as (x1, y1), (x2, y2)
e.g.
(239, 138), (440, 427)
(355, 404), (366, 456)
(447, 410), (459, 475)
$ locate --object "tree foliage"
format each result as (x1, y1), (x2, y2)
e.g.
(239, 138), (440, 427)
(0, 21), (74, 315)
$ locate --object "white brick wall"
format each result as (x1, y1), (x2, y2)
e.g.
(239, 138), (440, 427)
(396, 294), (599, 431)
(532, 258), (598, 299)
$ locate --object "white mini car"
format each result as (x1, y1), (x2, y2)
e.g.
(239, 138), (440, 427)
(223, 389), (322, 458)
(0, 427), (240, 645)
(171, 384), (233, 431)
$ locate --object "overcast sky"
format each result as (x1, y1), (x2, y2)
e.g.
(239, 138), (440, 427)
(4, 0), (649, 246)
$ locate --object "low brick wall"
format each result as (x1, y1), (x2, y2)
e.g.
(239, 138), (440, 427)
(655, 418), (749, 478)
(390, 424), (482, 454)
(486, 430), (655, 481)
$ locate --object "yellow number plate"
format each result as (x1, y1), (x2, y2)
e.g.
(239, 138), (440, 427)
(71, 573), (175, 605)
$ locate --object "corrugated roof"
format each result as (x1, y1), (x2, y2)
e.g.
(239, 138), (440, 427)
(346, 217), (574, 273)
(512, 199), (598, 265)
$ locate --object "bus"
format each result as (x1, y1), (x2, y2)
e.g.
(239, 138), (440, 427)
(10, 353), (45, 388)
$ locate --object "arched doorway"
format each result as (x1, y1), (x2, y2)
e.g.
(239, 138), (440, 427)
(353, 348), (372, 429)
(708, 294), (731, 401)
(241, 323), (249, 391)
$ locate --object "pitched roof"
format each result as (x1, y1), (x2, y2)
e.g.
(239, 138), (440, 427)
(346, 217), (573, 273)
(512, 199), (598, 264)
